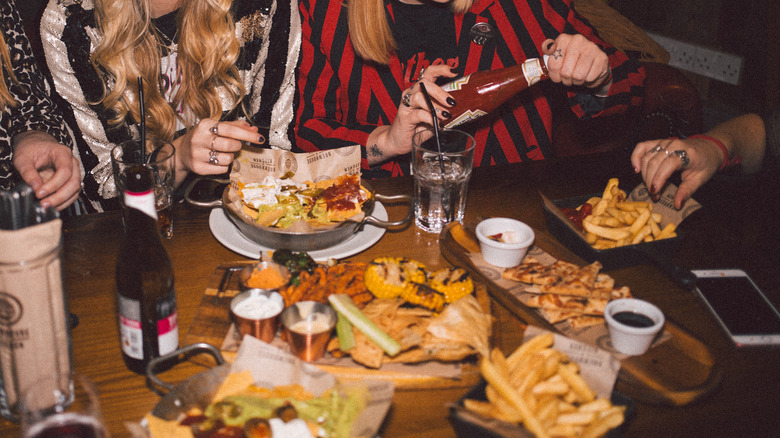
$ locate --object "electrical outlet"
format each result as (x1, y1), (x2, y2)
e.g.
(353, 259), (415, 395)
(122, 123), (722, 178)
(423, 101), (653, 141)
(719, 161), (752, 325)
(646, 32), (743, 86)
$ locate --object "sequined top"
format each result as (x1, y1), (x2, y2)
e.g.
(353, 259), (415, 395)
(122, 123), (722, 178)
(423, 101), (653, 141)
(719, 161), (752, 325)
(0, 0), (76, 191)
(41, 0), (301, 212)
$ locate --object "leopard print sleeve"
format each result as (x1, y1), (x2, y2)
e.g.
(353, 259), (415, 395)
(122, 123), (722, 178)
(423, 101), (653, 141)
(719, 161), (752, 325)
(0, 0), (76, 190)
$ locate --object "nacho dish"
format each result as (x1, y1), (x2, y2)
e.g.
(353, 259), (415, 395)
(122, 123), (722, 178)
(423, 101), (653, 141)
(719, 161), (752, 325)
(146, 371), (367, 438)
(237, 174), (369, 228)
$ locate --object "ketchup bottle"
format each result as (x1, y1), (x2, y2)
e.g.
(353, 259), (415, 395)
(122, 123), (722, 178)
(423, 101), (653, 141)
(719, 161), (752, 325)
(115, 165), (178, 374)
(441, 55), (549, 129)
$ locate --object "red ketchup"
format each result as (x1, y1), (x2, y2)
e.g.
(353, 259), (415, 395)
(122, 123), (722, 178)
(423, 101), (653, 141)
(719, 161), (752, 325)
(559, 203), (592, 231)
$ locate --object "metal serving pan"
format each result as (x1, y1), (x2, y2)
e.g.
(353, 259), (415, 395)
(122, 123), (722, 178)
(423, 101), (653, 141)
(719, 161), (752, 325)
(220, 179), (412, 252)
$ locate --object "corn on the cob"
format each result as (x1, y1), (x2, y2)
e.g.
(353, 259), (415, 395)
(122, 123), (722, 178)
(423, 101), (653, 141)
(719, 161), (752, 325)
(428, 267), (474, 303)
(364, 257), (427, 299)
(400, 284), (445, 313)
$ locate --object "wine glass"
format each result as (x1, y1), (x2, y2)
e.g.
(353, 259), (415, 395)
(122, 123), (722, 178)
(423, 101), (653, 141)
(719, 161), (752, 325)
(19, 373), (108, 438)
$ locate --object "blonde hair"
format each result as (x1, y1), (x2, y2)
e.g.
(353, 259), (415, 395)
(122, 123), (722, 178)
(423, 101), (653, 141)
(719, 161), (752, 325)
(349, 0), (474, 64)
(0, 35), (19, 109)
(92, 0), (243, 142)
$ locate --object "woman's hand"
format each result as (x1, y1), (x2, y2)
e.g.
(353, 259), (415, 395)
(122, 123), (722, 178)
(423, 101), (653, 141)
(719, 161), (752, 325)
(13, 131), (82, 210)
(367, 64), (458, 166)
(631, 137), (722, 209)
(173, 119), (263, 185)
(542, 35), (612, 94)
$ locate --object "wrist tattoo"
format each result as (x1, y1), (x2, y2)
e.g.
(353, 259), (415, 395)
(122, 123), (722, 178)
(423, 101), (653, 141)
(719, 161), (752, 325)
(369, 144), (383, 157)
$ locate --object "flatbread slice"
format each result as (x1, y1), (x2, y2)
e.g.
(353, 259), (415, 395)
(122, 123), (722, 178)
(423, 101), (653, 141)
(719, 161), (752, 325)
(502, 257), (560, 285)
(538, 308), (582, 324)
(568, 315), (605, 328)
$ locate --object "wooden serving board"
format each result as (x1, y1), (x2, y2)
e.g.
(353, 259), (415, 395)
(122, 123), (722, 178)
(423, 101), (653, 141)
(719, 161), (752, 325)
(439, 222), (721, 406)
(183, 262), (487, 390)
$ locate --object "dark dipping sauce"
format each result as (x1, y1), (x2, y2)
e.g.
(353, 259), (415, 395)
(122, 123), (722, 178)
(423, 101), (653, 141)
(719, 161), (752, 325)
(613, 311), (655, 328)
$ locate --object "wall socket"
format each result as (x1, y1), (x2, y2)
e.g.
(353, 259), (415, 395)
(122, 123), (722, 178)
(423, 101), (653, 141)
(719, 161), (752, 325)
(647, 32), (743, 86)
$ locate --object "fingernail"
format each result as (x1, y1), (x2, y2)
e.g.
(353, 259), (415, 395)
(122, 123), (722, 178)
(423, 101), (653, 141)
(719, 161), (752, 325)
(650, 184), (656, 194)
(545, 41), (554, 50)
(447, 97), (457, 106)
(37, 190), (48, 198)
(441, 111), (452, 119)
(450, 67), (457, 73)
(258, 135), (266, 143)
(634, 167), (640, 173)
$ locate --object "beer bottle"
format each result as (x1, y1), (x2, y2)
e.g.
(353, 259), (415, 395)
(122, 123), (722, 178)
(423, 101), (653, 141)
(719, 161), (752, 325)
(115, 165), (178, 374)
(442, 55), (549, 129)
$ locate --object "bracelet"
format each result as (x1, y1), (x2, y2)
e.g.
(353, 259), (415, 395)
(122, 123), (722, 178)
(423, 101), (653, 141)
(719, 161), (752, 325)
(687, 134), (742, 170)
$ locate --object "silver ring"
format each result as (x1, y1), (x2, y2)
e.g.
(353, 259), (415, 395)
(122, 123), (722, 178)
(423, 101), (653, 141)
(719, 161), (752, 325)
(209, 122), (219, 136)
(418, 68), (426, 81)
(208, 149), (219, 165)
(650, 144), (664, 153)
(663, 148), (673, 157)
(674, 150), (690, 169)
(402, 93), (412, 107)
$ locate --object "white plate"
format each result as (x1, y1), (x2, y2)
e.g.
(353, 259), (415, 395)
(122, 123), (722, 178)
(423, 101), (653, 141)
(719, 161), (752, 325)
(209, 202), (387, 260)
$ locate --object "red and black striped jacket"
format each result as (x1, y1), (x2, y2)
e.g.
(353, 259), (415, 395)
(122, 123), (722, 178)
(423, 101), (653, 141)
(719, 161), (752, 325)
(296, 0), (645, 179)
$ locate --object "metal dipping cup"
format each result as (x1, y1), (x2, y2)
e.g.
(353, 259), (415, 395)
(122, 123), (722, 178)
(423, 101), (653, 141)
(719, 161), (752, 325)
(412, 128), (475, 233)
(230, 290), (285, 343)
(280, 301), (337, 362)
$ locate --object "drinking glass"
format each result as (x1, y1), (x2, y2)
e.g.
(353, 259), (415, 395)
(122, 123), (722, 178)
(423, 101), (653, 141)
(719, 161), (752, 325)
(411, 128), (475, 233)
(20, 373), (108, 438)
(111, 139), (175, 238)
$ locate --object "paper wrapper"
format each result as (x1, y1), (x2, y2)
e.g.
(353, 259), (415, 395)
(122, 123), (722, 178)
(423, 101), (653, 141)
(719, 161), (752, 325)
(230, 336), (394, 438)
(226, 146), (365, 231)
(0, 219), (70, 415)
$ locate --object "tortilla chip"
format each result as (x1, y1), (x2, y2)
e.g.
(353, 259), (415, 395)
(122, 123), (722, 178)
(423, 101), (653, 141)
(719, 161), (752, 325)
(146, 414), (194, 438)
(212, 369), (254, 402)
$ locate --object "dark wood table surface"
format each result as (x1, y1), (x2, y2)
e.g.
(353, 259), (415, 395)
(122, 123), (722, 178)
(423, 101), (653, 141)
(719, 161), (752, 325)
(2, 151), (778, 437)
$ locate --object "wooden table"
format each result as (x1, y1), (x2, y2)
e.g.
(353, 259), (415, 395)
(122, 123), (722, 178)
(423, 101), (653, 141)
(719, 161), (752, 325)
(2, 151), (778, 437)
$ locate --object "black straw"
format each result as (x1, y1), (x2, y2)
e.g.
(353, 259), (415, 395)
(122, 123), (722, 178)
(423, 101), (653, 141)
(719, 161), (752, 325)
(137, 77), (146, 163)
(418, 83), (446, 176)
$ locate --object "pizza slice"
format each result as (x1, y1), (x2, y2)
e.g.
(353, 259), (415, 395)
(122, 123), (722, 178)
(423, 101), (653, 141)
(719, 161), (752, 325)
(568, 315), (606, 328)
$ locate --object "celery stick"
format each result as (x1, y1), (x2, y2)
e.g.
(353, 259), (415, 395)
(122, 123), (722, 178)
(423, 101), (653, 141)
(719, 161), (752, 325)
(336, 311), (355, 352)
(328, 294), (401, 356)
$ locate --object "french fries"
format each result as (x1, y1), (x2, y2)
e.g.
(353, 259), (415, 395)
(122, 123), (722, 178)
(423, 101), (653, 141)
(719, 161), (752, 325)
(576, 178), (677, 250)
(467, 333), (625, 438)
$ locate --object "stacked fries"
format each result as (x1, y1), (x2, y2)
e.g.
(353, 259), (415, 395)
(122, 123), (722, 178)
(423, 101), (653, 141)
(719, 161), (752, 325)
(579, 178), (676, 249)
(466, 333), (625, 438)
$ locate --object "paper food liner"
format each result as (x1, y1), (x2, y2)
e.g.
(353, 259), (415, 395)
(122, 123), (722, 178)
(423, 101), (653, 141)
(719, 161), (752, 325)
(0, 219), (70, 410)
(231, 336), (394, 438)
(227, 146), (365, 231)
(220, 323), (464, 379)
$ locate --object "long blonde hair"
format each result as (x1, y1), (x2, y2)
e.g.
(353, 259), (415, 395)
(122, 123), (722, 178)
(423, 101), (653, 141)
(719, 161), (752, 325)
(91, 0), (243, 141)
(348, 0), (474, 64)
(0, 35), (19, 109)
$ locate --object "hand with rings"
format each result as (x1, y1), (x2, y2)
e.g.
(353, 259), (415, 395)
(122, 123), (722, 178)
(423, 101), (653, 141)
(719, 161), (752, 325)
(631, 136), (721, 209)
(172, 118), (265, 182)
(541, 35), (611, 90)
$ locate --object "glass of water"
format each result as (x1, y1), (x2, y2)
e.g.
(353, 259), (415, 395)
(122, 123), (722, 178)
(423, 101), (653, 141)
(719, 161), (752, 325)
(411, 128), (475, 233)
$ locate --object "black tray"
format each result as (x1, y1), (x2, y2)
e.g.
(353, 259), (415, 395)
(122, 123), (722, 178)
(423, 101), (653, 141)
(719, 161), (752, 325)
(448, 380), (634, 438)
(541, 193), (695, 288)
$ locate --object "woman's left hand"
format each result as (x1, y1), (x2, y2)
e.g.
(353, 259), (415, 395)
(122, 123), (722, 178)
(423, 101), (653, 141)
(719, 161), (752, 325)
(174, 119), (262, 184)
(542, 35), (612, 93)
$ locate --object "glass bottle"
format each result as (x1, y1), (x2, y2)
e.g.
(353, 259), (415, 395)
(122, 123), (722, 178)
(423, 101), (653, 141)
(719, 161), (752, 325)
(442, 55), (549, 129)
(114, 165), (178, 374)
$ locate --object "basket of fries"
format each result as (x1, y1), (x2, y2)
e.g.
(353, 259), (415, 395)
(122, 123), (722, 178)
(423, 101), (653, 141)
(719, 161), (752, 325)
(541, 178), (700, 271)
(448, 332), (634, 438)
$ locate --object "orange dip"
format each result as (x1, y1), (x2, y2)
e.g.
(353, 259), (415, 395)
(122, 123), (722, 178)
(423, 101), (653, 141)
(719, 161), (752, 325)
(247, 266), (287, 289)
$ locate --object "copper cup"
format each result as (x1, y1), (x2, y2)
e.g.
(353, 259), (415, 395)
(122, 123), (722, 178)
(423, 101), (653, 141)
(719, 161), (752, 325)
(230, 290), (285, 342)
(238, 261), (290, 292)
(280, 301), (337, 362)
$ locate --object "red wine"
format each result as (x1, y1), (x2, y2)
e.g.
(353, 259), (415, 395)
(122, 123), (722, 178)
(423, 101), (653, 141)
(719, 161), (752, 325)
(613, 311), (655, 328)
(24, 413), (106, 438)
